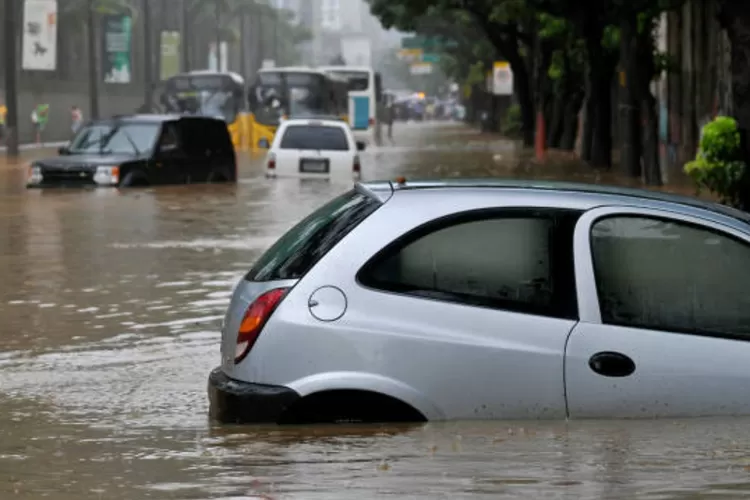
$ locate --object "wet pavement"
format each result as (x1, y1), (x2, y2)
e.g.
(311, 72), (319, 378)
(1, 121), (748, 499)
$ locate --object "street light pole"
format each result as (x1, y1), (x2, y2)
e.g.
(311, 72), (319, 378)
(4, 0), (19, 157)
(87, 0), (100, 119)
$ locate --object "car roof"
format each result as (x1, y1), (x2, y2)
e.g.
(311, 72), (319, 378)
(358, 178), (750, 227)
(280, 118), (349, 128)
(258, 66), (326, 76)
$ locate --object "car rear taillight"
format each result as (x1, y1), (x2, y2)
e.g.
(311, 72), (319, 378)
(353, 154), (361, 173)
(267, 153), (276, 170)
(235, 287), (288, 363)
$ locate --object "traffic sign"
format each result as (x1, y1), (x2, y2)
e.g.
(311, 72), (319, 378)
(421, 53), (440, 63)
(410, 62), (433, 75)
(492, 61), (513, 95)
(401, 36), (458, 50)
(397, 48), (422, 62)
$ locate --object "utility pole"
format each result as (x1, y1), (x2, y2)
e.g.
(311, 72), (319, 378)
(143, 0), (154, 109)
(180, 0), (189, 71)
(215, 1), (222, 71)
(239, 11), (247, 78)
(87, 0), (100, 119)
(4, 0), (19, 156)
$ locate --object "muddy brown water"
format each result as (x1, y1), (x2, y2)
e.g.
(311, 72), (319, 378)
(1, 122), (749, 499)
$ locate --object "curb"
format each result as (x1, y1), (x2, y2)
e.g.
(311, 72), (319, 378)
(0, 141), (68, 153)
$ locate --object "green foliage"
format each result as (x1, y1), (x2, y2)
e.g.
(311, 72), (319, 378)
(685, 116), (747, 207)
(502, 104), (523, 137)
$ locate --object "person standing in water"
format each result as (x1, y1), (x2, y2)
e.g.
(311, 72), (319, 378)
(0, 99), (7, 146)
(31, 103), (49, 144)
(70, 105), (83, 137)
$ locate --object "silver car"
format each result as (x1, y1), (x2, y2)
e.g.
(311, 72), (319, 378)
(208, 179), (750, 424)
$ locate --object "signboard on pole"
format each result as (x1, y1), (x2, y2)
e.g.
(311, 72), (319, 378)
(21, 0), (57, 71)
(102, 14), (133, 83)
(492, 61), (513, 95)
(160, 31), (180, 80)
(397, 48), (422, 62)
(410, 62), (432, 75)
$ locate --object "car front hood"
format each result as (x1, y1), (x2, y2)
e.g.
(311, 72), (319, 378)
(36, 154), (139, 169)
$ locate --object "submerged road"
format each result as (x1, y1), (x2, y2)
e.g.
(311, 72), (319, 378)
(0, 122), (741, 499)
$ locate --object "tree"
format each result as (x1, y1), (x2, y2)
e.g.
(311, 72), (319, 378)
(716, 2), (750, 170)
(368, 0), (539, 147)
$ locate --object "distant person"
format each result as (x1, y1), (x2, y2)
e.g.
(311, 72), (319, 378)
(0, 100), (6, 145)
(31, 103), (49, 144)
(70, 105), (83, 136)
(384, 100), (395, 143)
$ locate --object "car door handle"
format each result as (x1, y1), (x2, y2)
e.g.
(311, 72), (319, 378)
(588, 351), (636, 378)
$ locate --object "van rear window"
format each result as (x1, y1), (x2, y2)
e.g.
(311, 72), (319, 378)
(280, 125), (349, 151)
(245, 189), (381, 282)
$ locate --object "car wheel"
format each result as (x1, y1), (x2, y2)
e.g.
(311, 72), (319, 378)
(207, 168), (231, 183)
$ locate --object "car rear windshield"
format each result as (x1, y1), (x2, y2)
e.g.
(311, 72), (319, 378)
(279, 125), (349, 151)
(245, 189), (381, 282)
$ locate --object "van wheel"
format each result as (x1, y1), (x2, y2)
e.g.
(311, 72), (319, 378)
(207, 168), (231, 183)
(119, 171), (149, 187)
(277, 390), (427, 425)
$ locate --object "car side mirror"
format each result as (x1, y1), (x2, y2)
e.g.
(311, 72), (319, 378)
(356, 141), (366, 151)
(58, 146), (68, 155)
(258, 138), (270, 149)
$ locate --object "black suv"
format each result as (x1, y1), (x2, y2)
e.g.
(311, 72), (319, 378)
(27, 114), (237, 188)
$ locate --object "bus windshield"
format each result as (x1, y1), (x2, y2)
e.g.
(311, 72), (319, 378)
(251, 72), (327, 124)
(327, 70), (370, 91)
(162, 74), (242, 123)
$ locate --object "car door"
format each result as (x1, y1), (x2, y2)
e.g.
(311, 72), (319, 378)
(565, 206), (750, 418)
(346, 208), (580, 420)
(154, 122), (184, 184)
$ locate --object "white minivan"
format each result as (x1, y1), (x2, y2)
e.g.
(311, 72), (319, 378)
(263, 118), (365, 180)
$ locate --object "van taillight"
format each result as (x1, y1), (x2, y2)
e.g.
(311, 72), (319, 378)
(235, 288), (288, 363)
(353, 155), (361, 172)
(369, 117), (375, 126)
(267, 153), (276, 170)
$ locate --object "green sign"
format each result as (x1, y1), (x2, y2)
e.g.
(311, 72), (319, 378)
(102, 14), (132, 83)
(160, 31), (181, 80)
(401, 36), (458, 50)
(421, 53), (441, 63)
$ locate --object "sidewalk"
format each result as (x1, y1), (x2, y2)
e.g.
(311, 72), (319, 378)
(0, 140), (68, 153)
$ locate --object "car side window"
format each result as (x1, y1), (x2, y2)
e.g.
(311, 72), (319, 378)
(591, 215), (750, 337)
(358, 211), (579, 319)
(159, 123), (180, 151)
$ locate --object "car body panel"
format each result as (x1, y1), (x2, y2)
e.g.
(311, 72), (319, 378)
(215, 181), (750, 421)
(265, 119), (359, 179)
(565, 205), (750, 418)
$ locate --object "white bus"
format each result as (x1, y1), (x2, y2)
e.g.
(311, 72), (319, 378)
(318, 66), (382, 142)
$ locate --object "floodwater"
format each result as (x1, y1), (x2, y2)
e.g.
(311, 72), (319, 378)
(0, 122), (747, 499)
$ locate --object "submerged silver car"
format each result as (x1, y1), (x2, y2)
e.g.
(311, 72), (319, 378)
(208, 179), (750, 424)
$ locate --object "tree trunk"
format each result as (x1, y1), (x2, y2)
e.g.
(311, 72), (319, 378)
(718, 1), (750, 209)
(548, 93), (565, 148)
(642, 93), (663, 185)
(561, 92), (584, 150)
(583, 29), (616, 168)
(619, 16), (642, 178)
(180, 0), (189, 72)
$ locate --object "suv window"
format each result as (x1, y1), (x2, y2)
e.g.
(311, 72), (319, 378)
(279, 125), (350, 151)
(358, 210), (579, 318)
(591, 215), (750, 337)
(246, 189), (381, 282)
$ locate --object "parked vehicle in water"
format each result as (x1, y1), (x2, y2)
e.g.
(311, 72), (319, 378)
(161, 71), (247, 149)
(209, 178), (750, 424)
(249, 67), (349, 150)
(318, 66), (382, 143)
(262, 117), (365, 180)
(27, 114), (236, 188)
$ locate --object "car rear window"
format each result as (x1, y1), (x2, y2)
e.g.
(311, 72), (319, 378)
(279, 125), (349, 151)
(245, 189), (381, 282)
